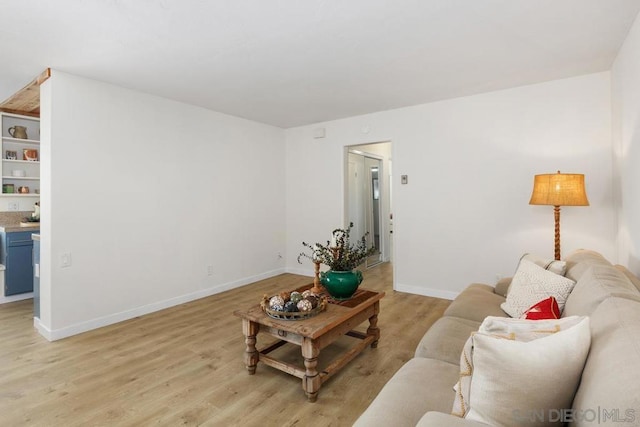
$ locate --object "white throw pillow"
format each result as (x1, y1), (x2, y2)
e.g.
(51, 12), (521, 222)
(501, 259), (576, 318)
(466, 317), (590, 427)
(479, 315), (576, 340)
(451, 316), (588, 421)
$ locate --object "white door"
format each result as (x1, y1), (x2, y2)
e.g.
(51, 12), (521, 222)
(347, 152), (382, 267)
(348, 153), (365, 241)
(364, 156), (382, 267)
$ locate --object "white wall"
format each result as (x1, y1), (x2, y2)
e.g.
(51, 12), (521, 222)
(38, 71), (286, 340)
(0, 197), (39, 212)
(34, 67), (619, 338)
(285, 73), (615, 298)
(612, 13), (640, 273)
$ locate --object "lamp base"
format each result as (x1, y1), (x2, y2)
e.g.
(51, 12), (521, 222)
(554, 205), (561, 261)
(311, 261), (324, 294)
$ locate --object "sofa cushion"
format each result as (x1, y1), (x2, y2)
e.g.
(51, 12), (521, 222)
(563, 249), (611, 283)
(465, 317), (591, 427)
(570, 297), (640, 427)
(443, 284), (507, 323)
(563, 264), (639, 317)
(494, 277), (512, 297)
(500, 259), (576, 318)
(353, 358), (459, 427)
(414, 316), (480, 363)
(520, 252), (568, 275)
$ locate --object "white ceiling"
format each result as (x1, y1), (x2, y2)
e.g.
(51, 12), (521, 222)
(1, 1), (639, 128)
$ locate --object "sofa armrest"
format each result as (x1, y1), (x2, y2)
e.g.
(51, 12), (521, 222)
(614, 264), (640, 293)
(416, 412), (491, 426)
(494, 277), (512, 297)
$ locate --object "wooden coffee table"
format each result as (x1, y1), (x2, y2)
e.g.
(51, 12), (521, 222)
(233, 285), (384, 402)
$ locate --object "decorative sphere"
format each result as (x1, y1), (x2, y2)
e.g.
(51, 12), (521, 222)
(283, 301), (298, 312)
(297, 299), (313, 312)
(279, 291), (291, 301)
(302, 290), (313, 298)
(269, 295), (285, 309)
(290, 292), (303, 304)
(305, 295), (319, 308)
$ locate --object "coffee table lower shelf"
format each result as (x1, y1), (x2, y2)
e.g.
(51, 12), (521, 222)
(258, 329), (376, 383)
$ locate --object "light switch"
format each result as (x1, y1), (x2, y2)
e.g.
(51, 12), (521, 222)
(401, 175), (408, 184)
(60, 253), (72, 268)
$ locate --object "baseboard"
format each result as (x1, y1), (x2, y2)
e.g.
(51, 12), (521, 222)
(284, 266), (314, 277)
(34, 317), (53, 341)
(41, 268), (286, 342)
(0, 291), (33, 305)
(394, 283), (459, 300)
(286, 270), (459, 300)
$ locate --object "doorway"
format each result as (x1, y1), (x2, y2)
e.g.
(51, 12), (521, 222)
(345, 142), (392, 268)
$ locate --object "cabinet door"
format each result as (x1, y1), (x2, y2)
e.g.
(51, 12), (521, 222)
(5, 244), (33, 295)
(7, 231), (36, 245)
(33, 239), (40, 317)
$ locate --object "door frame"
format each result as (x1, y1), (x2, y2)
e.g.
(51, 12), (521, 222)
(343, 142), (391, 267)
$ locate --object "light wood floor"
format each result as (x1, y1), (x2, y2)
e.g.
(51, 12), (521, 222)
(0, 263), (450, 426)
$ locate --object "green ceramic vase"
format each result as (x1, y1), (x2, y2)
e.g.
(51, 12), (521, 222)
(320, 270), (363, 300)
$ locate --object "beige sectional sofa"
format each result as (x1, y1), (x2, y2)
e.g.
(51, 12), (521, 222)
(354, 250), (640, 426)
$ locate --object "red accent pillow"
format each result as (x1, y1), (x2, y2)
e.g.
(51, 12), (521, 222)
(521, 296), (560, 320)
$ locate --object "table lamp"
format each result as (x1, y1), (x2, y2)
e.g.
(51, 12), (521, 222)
(529, 171), (589, 260)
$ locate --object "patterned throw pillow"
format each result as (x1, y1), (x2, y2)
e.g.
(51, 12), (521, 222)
(451, 316), (590, 425)
(500, 259), (575, 318)
(452, 335), (474, 418)
(521, 296), (560, 320)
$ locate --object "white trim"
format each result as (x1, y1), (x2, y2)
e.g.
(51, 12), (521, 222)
(347, 149), (385, 160)
(394, 282), (459, 300)
(285, 272), (460, 300)
(284, 266), (314, 277)
(38, 268), (286, 342)
(0, 291), (33, 304)
(33, 316), (53, 341)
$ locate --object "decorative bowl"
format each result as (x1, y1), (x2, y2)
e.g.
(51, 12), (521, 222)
(260, 292), (327, 321)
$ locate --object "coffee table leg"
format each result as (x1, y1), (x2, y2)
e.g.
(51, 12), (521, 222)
(302, 338), (320, 402)
(367, 301), (381, 348)
(242, 319), (260, 374)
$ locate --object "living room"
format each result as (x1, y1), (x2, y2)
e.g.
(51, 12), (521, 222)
(1, 1), (639, 425)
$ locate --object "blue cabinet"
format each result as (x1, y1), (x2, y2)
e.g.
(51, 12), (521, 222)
(1, 230), (37, 296)
(33, 236), (40, 317)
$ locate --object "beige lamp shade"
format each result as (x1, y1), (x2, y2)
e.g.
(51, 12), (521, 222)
(529, 171), (589, 206)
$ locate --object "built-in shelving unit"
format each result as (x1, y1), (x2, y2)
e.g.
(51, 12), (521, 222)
(0, 113), (40, 197)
